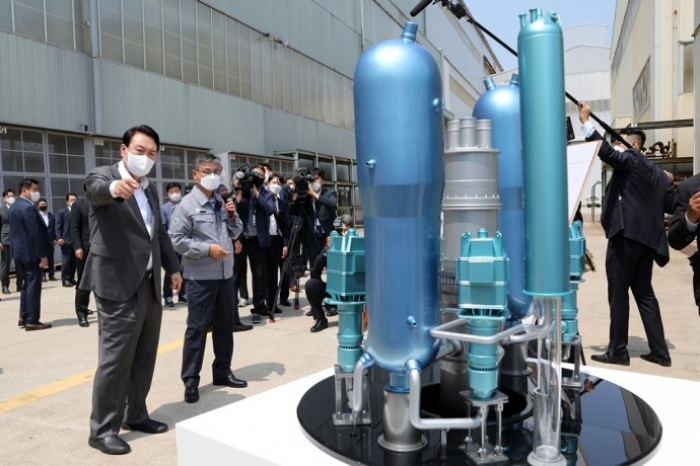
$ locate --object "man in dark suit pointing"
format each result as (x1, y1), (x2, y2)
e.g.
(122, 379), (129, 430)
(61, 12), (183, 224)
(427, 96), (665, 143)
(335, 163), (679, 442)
(82, 125), (182, 455)
(579, 102), (675, 368)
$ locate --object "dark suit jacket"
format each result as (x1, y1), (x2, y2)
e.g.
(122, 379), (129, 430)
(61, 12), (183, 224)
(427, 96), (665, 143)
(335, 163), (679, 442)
(668, 174), (700, 251)
(41, 211), (56, 244)
(587, 130), (675, 266)
(70, 197), (90, 252)
(9, 197), (51, 263)
(55, 206), (72, 246)
(273, 195), (291, 246)
(304, 187), (338, 235)
(236, 189), (275, 248)
(79, 164), (180, 302)
(0, 202), (10, 245)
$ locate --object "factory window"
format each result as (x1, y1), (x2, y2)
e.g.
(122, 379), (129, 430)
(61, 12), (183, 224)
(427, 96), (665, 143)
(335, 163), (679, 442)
(14, 0), (45, 42)
(212, 9), (226, 93)
(0, 0), (12, 32)
(46, 0), (75, 49)
(163, 0), (182, 79)
(100, 0), (124, 62)
(123, 0), (145, 69)
(48, 133), (86, 176)
(181, 0), (199, 85)
(144, 0), (164, 75)
(682, 42), (693, 94)
(197, 2), (213, 89)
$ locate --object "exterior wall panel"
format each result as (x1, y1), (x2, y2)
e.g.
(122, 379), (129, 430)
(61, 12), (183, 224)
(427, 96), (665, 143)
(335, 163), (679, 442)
(0, 31), (92, 132)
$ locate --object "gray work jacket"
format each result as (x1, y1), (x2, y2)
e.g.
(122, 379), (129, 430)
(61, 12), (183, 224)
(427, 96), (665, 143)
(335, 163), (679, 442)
(169, 185), (243, 280)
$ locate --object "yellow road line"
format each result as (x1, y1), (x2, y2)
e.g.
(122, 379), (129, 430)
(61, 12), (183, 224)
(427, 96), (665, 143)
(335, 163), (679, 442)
(0, 337), (184, 415)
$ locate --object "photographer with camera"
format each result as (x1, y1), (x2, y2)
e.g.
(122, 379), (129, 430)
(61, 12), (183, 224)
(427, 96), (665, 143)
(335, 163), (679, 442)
(234, 164), (275, 324)
(295, 167), (338, 271)
(304, 215), (353, 333)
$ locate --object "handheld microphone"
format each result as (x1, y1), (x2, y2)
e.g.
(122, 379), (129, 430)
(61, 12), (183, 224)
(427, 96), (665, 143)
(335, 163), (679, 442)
(410, 0), (433, 17)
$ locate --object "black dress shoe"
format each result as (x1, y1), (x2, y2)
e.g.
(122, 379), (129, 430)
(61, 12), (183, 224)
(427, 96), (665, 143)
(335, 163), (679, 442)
(49, 276), (57, 281)
(274, 307), (282, 314)
(280, 300), (291, 307)
(25, 322), (52, 331)
(184, 386), (199, 403)
(213, 374), (248, 388)
(311, 319), (329, 333)
(42, 276), (48, 282)
(640, 352), (672, 367)
(18, 318), (26, 328)
(2, 286), (10, 294)
(305, 310), (313, 316)
(251, 313), (262, 324)
(325, 308), (338, 317)
(62, 282), (73, 287)
(590, 351), (630, 366)
(164, 297), (174, 307)
(121, 418), (168, 434)
(70, 279), (77, 285)
(179, 297), (187, 304)
(78, 317), (89, 327)
(88, 435), (131, 455)
(87, 309), (94, 315)
(232, 323), (253, 332)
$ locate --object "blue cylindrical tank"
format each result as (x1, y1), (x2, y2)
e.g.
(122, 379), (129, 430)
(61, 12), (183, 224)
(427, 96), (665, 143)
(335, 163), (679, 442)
(354, 22), (444, 379)
(473, 75), (532, 319)
(518, 10), (569, 296)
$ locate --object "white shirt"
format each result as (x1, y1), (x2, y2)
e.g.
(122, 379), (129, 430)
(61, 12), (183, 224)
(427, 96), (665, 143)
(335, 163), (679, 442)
(109, 160), (154, 270)
(269, 196), (280, 236)
(39, 211), (49, 227)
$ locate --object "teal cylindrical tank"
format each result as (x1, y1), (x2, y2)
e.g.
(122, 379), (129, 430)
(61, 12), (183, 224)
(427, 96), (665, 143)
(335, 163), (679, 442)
(473, 74), (532, 319)
(518, 9), (569, 296)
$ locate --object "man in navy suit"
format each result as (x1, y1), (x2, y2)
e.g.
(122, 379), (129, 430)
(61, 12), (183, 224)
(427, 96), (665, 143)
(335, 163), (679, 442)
(9, 179), (52, 330)
(56, 192), (78, 287)
(235, 165), (274, 324)
(36, 198), (57, 282)
(579, 102), (675, 368)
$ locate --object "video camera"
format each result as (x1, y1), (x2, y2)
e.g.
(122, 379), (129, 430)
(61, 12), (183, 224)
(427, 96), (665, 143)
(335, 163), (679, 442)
(292, 168), (315, 202)
(233, 164), (264, 196)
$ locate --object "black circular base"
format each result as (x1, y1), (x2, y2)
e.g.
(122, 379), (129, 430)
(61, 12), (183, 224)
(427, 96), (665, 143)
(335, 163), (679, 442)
(297, 375), (662, 465)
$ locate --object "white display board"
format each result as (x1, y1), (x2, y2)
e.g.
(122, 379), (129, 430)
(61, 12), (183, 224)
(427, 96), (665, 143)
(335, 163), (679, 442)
(567, 140), (602, 223)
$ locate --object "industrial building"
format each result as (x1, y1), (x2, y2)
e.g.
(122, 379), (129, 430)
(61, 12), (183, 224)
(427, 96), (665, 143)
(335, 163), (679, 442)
(0, 0), (500, 223)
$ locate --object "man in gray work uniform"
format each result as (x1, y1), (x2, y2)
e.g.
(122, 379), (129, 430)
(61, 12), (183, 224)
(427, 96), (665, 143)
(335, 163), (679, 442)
(169, 153), (247, 404)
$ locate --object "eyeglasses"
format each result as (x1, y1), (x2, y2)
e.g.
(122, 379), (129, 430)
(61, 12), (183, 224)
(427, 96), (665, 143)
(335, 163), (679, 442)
(196, 169), (222, 176)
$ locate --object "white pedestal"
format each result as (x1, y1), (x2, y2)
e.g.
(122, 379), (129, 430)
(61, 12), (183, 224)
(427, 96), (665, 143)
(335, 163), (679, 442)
(176, 366), (700, 465)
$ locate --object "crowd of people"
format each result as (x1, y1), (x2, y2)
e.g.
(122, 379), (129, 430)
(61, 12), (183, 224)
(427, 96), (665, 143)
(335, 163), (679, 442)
(0, 125), (340, 455)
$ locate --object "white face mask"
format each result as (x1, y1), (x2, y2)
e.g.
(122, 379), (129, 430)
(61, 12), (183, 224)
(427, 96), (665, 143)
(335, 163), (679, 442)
(30, 191), (41, 203)
(6, 196), (15, 205)
(169, 193), (182, 203)
(200, 174), (221, 192)
(125, 151), (155, 177)
(311, 181), (322, 192)
(269, 184), (282, 195)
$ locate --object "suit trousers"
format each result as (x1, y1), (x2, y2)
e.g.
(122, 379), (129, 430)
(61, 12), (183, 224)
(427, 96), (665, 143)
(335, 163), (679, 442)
(241, 236), (267, 312)
(233, 250), (249, 300)
(90, 272), (160, 438)
(278, 254), (290, 303)
(75, 248), (90, 318)
(43, 251), (55, 279)
(0, 244), (10, 287)
(265, 235), (283, 310)
(181, 277), (234, 388)
(305, 277), (327, 321)
(60, 244), (76, 283)
(18, 260), (42, 323)
(163, 252), (187, 301)
(606, 234), (669, 357)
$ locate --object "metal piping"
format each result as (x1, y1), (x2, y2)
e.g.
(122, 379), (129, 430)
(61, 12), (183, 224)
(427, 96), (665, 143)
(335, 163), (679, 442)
(407, 364), (481, 430)
(351, 354), (374, 423)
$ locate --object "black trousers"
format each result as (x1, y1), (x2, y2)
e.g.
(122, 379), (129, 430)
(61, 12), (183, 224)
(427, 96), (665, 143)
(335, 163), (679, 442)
(0, 244), (10, 287)
(75, 247), (91, 319)
(181, 277), (235, 388)
(606, 234), (669, 357)
(305, 277), (328, 321)
(303, 230), (327, 271)
(278, 254), (290, 303)
(18, 260), (42, 323)
(61, 244), (76, 283)
(265, 235), (283, 310)
(163, 252), (187, 301)
(241, 236), (267, 312)
(90, 272), (159, 438)
(234, 251), (249, 300)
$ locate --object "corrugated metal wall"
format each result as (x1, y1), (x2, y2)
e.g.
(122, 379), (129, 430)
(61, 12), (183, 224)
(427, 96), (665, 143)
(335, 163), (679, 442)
(0, 31), (93, 133)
